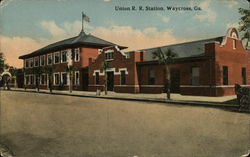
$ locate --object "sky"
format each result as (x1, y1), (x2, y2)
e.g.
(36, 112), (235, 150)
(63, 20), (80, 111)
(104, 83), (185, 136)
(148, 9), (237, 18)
(0, 0), (249, 68)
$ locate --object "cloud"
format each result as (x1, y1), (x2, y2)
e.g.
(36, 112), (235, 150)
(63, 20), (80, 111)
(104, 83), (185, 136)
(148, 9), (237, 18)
(103, 0), (112, 2)
(193, 0), (217, 24)
(1, 21), (180, 68)
(92, 26), (178, 51)
(0, 35), (45, 68)
(157, 14), (170, 23)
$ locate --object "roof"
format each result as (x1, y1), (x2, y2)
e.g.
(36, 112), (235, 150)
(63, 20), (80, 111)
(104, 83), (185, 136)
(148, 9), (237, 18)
(19, 30), (127, 59)
(139, 36), (224, 61)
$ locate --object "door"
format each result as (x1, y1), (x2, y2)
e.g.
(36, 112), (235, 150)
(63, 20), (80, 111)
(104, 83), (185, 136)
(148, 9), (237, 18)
(107, 71), (114, 91)
(170, 69), (180, 93)
(82, 69), (89, 91)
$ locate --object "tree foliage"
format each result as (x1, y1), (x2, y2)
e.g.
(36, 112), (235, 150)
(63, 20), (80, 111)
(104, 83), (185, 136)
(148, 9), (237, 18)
(238, 6), (250, 48)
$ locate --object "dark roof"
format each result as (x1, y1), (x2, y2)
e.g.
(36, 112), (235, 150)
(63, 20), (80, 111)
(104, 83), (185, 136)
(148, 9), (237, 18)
(139, 36), (224, 61)
(19, 31), (127, 59)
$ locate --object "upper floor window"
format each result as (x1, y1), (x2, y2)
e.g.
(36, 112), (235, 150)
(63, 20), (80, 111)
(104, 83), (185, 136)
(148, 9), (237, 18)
(30, 58), (34, 68)
(120, 70), (126, 85)
(74, 48), (80, 62)
(61, 51), (67, 63)
(223, 66), (228, 85)
(105, 52), (114, 60)
(54, 52), (60, 64)
(242, 67), (246, 85)
(34, 57), (39, 67)
(233, 39), (236, 49)
(47, 54), (52, 65)
(148, 69), (155, 85)
(191, 67), (200, 85)
(25, 59), (30, 68)
(40, 55), (45, 66)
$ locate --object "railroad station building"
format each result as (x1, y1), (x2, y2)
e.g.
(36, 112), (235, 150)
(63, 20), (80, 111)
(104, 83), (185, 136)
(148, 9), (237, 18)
(19, 28), (250, 96)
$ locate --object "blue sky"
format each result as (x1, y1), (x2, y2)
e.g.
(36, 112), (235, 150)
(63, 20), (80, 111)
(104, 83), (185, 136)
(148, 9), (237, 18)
(0, 0), (249, 67)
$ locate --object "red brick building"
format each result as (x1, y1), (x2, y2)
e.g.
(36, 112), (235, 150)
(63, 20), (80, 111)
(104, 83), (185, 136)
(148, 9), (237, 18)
(19, 28), (250, 96)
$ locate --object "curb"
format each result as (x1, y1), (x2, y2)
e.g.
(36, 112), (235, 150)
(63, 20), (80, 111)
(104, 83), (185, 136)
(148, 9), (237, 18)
(1, 89), (240, 111)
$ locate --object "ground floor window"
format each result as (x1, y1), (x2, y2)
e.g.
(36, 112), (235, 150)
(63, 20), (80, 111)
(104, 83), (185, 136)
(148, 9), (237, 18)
(40, 74), (47, 85)
(95, 72), (99, 85)
(61, 73), (68, 85)
(30, 75), (34, 85)
(54, 73), (60, 85)
(25, 75), (29, 85)
(223, 66), (228, 85)
(120, 70), (126, 85)
(75, 71), (80, 85)
(191, 67), (200, 85)
(242, 67), (246, 85)
(148, 69), (155, 85)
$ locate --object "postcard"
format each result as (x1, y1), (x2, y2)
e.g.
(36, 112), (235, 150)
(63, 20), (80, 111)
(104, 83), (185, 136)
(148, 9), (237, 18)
(0, 0), (249, 156)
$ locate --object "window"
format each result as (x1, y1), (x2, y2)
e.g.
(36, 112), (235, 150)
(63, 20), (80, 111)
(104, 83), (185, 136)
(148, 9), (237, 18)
(223, 66), (228, 85)
(61, 51), (67, 63)
(61, 73), (68, 85)
(30, 58), (34, 68)
(30, 75), (34, 85)
(148, 69), (155, 85)
(95, 72), (99, 85)
(25, 59), (30, 68)
(105, 52), (114, 60)
(242, 67), (246, 85)
(25, 75), (29, 85)
(54, 52), (60, 64)
(40, 55), (45, 66)
(233, 39), (236, 49)
(191, 67), (200, 85)
(47, 54), (52, 65)
(34, 57), (39, 67)
(40, 74), (47, 85)
(75, 71), (80, 85)
(54, 73), (60, 85)
(120, 70), (126, 85)
(74, 48), (80, 62)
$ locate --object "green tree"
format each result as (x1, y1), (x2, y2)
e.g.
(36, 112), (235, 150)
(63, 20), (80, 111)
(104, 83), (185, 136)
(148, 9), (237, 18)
(0, 52), (5, 73)
(66, 65), (73, 93)
(101, 61), (109, 95)
(44, 65), (53, 93)
(238, 3), (250, 48)
(152, 48), (178, 100)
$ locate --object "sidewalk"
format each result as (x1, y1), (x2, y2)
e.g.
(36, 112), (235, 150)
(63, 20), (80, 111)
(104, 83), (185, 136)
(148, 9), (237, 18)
(4, 88), (238, 108)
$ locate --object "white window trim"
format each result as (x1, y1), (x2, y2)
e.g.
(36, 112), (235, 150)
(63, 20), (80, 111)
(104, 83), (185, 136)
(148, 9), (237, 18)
(61, 72), (68, 86)
(29, 58), (34, 68)
(54, 52), (60, 64)
(95, 72), (99, 85)
(47, 53), (53, 65)
(34, 57), (39, 67)
(74, 71), (80, 86)
(29, 74), (34, 85)
(40, 73), (47, 85)
(61, 50), (68, 63)
(53, 72), (60, 86)
(233, 39), (236, 50)
(74, 48), (80, 62)
(120, 70), (126, 85)
(40, 55), (46, 66)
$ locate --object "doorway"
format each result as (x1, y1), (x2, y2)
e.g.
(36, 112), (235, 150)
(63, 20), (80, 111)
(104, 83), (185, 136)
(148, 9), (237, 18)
(107, 71), (114, 91)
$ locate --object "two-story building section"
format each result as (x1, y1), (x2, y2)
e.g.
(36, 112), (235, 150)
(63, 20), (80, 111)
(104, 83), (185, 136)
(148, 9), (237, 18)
(18, 30), (127, 91)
